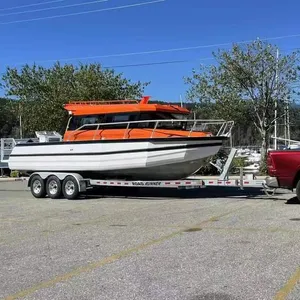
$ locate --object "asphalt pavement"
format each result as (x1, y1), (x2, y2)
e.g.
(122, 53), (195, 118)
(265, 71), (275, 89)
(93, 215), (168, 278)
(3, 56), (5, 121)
(0, 181), (300, 300)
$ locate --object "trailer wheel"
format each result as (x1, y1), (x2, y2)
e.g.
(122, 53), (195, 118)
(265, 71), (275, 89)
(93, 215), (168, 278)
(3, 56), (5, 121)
(62, 176), (79, 200)
(30, 175), (46, 198)
(46, 175), (62, 199)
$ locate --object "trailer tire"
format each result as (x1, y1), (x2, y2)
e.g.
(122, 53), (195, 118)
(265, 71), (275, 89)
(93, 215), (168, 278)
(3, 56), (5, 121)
(62, 176), (79, 200)
(296, 180), (300, 202)
(46, 175), (62, 199)
(30, 175), (46, 198)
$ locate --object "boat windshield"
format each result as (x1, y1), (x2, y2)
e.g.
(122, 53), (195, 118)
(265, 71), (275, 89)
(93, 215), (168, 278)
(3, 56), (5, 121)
(67, 111), (188, 131)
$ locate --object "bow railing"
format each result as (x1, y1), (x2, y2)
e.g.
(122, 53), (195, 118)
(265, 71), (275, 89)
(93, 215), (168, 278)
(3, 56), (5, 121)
(1, 138), (42, 163)
(1, 138), (17, 163)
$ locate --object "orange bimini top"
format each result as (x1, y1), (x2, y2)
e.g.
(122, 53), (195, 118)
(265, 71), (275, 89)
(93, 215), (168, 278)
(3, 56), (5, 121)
(63, 96), (190, 116)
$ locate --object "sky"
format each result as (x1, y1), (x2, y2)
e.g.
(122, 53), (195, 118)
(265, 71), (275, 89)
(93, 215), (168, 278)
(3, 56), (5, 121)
(0, 0), (300, 102)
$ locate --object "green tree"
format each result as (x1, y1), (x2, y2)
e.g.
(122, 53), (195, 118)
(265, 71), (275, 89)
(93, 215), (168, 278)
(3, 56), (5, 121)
(0, 98), (18, 138)
(1, 62), (149, 136)
(286, 103), (300, 141)
(184, 40), (300, 160)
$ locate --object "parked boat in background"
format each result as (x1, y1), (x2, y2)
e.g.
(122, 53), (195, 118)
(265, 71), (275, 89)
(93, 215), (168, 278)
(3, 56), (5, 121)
(243, 163), (260, 175)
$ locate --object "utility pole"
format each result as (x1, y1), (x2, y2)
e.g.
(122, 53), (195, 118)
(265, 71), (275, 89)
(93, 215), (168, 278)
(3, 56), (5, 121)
(283, 97), (291, 147)
(286, 98), (291, 146)
(284, 99), (288, 146)
(274, 48), (279, 150)
(19, 115), (23, 139)
(19, 102), (23, 139)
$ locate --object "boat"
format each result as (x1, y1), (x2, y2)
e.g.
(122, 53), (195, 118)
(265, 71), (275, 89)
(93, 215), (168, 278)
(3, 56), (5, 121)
(8, 96), (233, 180)
(243, 163), (260, 175)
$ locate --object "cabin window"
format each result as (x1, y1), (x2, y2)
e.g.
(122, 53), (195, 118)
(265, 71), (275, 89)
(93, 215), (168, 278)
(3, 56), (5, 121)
(171, 114), (186, 120)
(138, 112), (187, 129)
(68, 115), (104, 131)
(67, 111), (187, 131)
(112, 114), (130, 122)
(135, 113), (156, 128)
(103, 113), (138, 129)
(81, 116), (101, 126)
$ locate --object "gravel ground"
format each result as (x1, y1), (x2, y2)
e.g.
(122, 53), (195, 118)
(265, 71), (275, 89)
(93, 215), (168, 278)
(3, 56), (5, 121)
(0, 181), (300, 300)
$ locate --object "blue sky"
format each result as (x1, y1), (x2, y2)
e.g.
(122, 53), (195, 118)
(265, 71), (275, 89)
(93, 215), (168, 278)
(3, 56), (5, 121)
(0, 0), (300, 102)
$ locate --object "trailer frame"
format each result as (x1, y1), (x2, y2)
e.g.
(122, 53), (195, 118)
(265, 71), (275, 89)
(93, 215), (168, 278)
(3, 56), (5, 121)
(26, 172), (207, 199)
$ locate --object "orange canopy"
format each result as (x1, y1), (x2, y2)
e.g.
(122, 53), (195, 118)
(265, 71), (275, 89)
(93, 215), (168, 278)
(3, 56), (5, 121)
(64, 96), (190, 116)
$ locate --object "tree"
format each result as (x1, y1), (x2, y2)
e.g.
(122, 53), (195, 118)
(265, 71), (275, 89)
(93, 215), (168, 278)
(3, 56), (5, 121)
(0, 98), (19, 138)
(184, 40), (300, 160)
(0, 62), (149, 136)
(287, 104), (300, 141)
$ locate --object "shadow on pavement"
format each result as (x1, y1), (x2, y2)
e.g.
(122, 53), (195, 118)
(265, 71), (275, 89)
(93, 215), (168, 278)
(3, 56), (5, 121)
(285, 196), (300, 205)
(82, 186), (279, 200)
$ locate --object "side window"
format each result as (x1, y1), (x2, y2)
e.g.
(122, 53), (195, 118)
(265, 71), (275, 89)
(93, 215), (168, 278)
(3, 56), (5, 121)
(68, 115), (103, 131)
(68, 117), (78, 131)
(80, 116), (99, 126)
(139, 113), (155, 120)
(137, 113), (156, 128)
(102, 113), (138, 129)
(68, 116), (82, 131)
(112, 114), (131, 122)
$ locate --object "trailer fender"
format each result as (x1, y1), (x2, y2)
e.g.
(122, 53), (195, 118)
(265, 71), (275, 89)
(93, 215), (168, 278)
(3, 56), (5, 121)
(28, 172), (87, 192)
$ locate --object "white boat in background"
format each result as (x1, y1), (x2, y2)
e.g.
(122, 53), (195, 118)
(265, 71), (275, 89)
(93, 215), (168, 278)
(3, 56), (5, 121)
(243, 163), (260, 175)
(7, 97), (233, 180)
(246, 151), (261, 163)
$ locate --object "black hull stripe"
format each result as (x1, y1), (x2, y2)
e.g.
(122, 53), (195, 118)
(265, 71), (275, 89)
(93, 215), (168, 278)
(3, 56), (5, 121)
(10, 142), (222, 157)
(15, 136), (227, 147)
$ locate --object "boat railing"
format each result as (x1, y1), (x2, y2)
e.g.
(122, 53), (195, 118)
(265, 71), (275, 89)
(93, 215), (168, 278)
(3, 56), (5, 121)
(68, 99), (140, 105)
(69, 119), (234, 140)
(0, 137), (40, 163)
(1, 138), (17, 163)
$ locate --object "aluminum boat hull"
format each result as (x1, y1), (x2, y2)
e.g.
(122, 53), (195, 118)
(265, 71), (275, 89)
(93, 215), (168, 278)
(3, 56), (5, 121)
(8, 137), (226, 180)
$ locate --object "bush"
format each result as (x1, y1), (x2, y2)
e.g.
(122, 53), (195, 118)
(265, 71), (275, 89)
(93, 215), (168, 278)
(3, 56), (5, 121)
(259, 159), (268, 175)
(231, 157), (247, 168)
(10, 170), (19, 177)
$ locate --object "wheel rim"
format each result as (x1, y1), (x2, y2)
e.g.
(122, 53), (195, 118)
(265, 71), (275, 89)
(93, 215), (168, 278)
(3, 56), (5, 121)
(33, 180), (42, 194)
(65, 180), (75, 196)
(48, 180), (58, 195)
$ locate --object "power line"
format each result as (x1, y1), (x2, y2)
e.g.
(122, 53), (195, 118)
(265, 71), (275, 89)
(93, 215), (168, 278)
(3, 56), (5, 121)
(104, 59), (189, 68)
(0, 0), (165, 25)
(0, 56), (299, 88)
(0, 57), (214, 77)
(14, 33), (300, 66)
(103, 58), (212, 69)
(0, 0), (108, 17)
(79, 52), (300, 69)
(0, 57), (213, 76)
(0, 0), (67, 12)
(2, 37), (300, 73)
(5, 48), (300, 74)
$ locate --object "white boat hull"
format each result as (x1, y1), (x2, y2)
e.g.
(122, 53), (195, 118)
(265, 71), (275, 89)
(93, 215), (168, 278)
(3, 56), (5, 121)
(8, 137), (225, 180)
